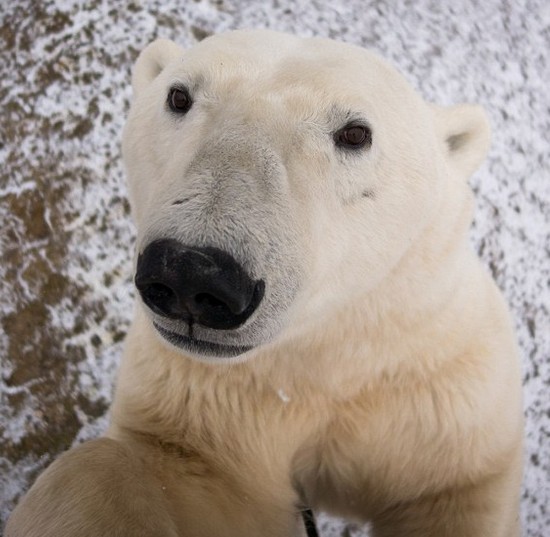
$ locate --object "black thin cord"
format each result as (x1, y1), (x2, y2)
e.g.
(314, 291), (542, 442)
(302, 508), (319, 537)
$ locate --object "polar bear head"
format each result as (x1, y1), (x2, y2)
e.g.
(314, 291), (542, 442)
(123, 30), (490, 362)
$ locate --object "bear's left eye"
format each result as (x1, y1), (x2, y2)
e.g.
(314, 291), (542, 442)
(334, 123), (372, 150)
(167, 86), (193, 114)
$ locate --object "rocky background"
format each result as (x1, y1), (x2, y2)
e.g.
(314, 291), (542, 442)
(1, 1), (548, 535)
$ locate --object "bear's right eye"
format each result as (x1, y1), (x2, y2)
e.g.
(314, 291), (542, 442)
(167, 86), (193, 114)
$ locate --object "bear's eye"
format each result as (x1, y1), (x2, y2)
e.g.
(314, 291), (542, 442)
(167, 86), (193, 114)
(334, 123), (372, 150)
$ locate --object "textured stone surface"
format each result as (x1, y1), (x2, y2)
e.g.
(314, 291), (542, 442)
(1, 1), (548, 535)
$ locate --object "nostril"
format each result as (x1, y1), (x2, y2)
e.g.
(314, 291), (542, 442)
(189, 280), (264, 329)
(140, 282), (181, 319)
(195, 293), (226, 310)
(144, 283), (175, 302)
(191, 293), (232, 322)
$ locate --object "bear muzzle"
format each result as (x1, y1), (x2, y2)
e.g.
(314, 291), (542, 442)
(135, 239), (265, 332)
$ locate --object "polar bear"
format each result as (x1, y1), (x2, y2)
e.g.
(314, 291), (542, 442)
(7, 30), (523, 537)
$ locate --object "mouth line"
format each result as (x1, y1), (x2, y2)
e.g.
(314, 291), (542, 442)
(153, 323), (254, 358)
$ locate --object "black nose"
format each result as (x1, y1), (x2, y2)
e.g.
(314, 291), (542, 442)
(135, 239), (264, 330)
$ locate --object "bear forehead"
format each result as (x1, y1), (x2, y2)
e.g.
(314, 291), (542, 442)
(174, 30), (414, 97)
(163, 30), (422, 121)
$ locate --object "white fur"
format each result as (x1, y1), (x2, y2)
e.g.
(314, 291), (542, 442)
(7, 30), (522, 537)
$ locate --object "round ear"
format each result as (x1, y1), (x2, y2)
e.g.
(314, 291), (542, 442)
(432, 104), (491, 179)
(132, 39), (185, 96)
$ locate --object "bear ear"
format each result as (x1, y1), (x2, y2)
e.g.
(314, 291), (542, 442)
(132, 39), (185, 95)
(433, 104), (491, 178)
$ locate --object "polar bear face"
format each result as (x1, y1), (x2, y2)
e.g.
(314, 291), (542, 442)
(123, 30), (490, 362)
